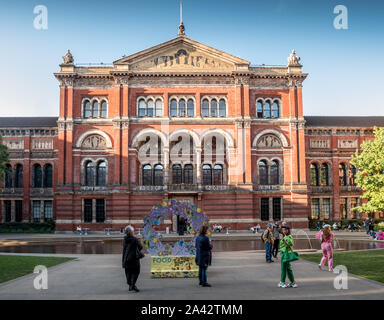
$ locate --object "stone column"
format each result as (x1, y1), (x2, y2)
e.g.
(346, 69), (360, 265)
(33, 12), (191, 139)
(40, 200), (44, 223)
(196, 147), (202, 184)
(269, 197), (273, 222)
(92, 199), (96, 223)
(11, 200), (15, 222)
(163, 148), (170, 187)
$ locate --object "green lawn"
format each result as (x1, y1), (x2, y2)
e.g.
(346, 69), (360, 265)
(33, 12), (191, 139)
(301, 249), (384, 283)
(0, 255), (75, 284)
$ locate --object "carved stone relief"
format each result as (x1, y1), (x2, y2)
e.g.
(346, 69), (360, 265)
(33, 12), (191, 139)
(81, 135), (107, 150)
(310, 139), (330, 149)
(256, 134), (282, 148)
(32, 139), (53, 150)
(338, 139), (358, 149)
(3, 140), (24, 150)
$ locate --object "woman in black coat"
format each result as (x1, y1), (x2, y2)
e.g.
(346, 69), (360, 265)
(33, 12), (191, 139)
(122, 226), (143, 292)
(195, 225), (213, 287)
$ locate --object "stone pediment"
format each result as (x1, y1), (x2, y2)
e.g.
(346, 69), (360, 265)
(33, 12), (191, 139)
(113, 37), (250, 73)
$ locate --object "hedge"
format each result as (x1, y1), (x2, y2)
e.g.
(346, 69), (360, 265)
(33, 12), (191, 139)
(0, 219), (55, 233)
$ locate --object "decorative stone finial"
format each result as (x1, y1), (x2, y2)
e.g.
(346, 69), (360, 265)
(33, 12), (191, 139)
(177, 0), (186, 36)
(178, 22), (186, 36)
(62, 49), (74, 65)
(287, 50), (302, 67)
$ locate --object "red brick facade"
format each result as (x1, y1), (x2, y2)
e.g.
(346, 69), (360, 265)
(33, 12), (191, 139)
(1, 34), (382, 231)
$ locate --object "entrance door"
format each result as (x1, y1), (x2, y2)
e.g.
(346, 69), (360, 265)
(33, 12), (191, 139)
(170, 196), (195, 232)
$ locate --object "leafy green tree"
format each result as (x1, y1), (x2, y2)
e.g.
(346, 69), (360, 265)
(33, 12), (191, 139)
(0, 135), (10, 181)
(351, 127), (384, 215)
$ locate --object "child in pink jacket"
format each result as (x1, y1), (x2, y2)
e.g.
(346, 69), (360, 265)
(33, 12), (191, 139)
(376, 230), (384, 240)
(315, 224), (334, 272)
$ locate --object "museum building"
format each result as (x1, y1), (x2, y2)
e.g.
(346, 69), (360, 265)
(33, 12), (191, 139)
(1, 24), (384, 231)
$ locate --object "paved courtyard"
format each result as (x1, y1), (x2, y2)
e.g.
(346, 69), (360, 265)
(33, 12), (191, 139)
(1, 250), (383, 300)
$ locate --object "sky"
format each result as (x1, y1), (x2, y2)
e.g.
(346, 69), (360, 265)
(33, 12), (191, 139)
(0, 0), (383, 116)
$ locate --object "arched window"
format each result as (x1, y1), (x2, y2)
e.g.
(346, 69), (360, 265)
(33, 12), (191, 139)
(350, 165), (357, 186)
(213, 164), (223, 185)
(264, 101), (271, 118)
(33, 164), (43, 188)
(202, 164), (212, 185)
(147, 99), (154, 117)
(211, 99), (218, 117)
(14, 164), (23, 188)
(154, 164), (164, 186)
(320, 163), (329, 186)
(219, 99), (226, 117)
(272, 101), (279, 118)
(138, 99), (146, 117)
(310, 163), (319, 186)
(142, 164), (152, 186)
(100, 101), (108, 118)
(184, 164), (193, 184)
(155, 99), (163, 117)
(4, 164), (12, 188)
(257, 101), (263, 118)
(92, 101), (99, 118)
(170, 99), (178, 117)
(339, 163), (347, 186)
(96, 161), (107, 186)
(172, 164), (182, 184)
(187, 99), (194, 117)
(43, 164), (53, 188)
(83, 100), (91, 118)
(202, 99), (209, 117)
(179, 99), (186, 117)
(85, 161), (94, 186)
(270, 160), (279, 185)
(259, 160), (268, 185)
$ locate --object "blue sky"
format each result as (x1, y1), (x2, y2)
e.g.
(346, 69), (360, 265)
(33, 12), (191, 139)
(0, 0), (383, 116)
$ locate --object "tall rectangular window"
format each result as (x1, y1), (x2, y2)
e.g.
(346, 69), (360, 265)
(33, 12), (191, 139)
(4, 200), (11, 223)
(84, 199), (93, 223)
(272, 198), (281, 221)
(322, 198), (331, 220)
(261, 198), (269, 221)
(311, 198), (320, 219)
(15, 200), (23, 222)
(32, 201), (41, 222)
(96, 199), (105, 223)
(340, 198), (347, 219)
(44, 201), (53, 220)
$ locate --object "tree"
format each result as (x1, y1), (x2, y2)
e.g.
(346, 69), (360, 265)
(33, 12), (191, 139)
(350, 127), (384, 215)
(0, 135), (9, 182)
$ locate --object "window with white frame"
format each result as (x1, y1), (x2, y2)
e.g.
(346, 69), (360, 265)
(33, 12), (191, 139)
(137, 96), (163, 117)
(82, 98), (108, 119)
(201, 96), (227, 117)
(256, 98), (280, 119)
(169, 96), (195, 118)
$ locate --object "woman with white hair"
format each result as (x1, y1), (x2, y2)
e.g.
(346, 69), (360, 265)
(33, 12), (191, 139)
(122, 225), (144, 292)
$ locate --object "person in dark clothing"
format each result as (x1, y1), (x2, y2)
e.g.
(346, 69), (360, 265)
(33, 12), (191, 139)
(272, 221), (281, 259)
(122, 225), (143, 292)
(178, 216), (185, 236)
(195, 225), (213, 287)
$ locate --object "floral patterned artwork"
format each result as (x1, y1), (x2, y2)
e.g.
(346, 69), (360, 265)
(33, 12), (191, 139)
(150, 256), (199, 278)
(143, 200), (209, 256)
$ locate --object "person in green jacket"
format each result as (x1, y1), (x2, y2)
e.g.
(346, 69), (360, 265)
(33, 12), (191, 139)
(278, 225), (298, 288)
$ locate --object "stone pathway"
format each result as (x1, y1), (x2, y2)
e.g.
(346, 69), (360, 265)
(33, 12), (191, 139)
(0, 251), (383, 300)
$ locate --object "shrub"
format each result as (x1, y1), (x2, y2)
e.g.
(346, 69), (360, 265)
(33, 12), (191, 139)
(0, 221), (55, 233)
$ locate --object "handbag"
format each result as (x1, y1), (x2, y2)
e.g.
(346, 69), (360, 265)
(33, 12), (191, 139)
(281, 238), (299, 263)
(136, 247), (145, 260)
